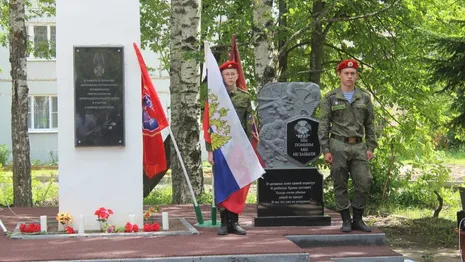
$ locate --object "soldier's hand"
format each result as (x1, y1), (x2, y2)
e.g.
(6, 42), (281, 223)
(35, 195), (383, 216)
(367, 151), (374, 161)
(208, 151), (214, 165)
(324, 153), (333, 165)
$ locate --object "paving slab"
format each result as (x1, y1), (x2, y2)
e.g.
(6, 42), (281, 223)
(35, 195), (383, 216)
(0, 205), (402, 262)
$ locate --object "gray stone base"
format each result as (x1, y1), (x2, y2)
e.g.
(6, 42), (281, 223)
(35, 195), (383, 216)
(254, 215), (331, 227)
(287, 233), (386, 247)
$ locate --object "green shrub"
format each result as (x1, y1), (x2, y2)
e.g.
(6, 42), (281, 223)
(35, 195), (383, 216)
(32, 180), (58, 206)
(197, 190), (213, 204)
(143, 186), (172, 205)
(0, 170), (13, 206)
(0, 144), (9, 166)
(0, 170), (59, 207)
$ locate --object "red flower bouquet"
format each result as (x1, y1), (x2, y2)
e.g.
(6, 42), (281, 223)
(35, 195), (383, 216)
(143, 222), (160, 232)
(65, 226), (74, 234)
(94, 207), (114, 222)
(19, 223), (41, 233)
(124, 222), (139, 233)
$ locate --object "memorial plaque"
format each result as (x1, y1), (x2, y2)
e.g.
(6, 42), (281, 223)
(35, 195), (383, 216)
(257, 168), (324, 217)
(287, 117), (320, 165)
(257, 82), (321, 168)
(254, 82), (330, 227)
(74, 46), (125, 147)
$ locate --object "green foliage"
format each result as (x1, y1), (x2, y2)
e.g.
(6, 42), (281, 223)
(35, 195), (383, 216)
(246, 185), (257, 204)
(0, 170), (58, 207)
(140, 0), (170, 71)
(0, 169), (14, 206)
(143, 186), (172, 205)
(0, 144), (9, 166)
(31, 179), (58, 206)
(197, 190), (212, 204)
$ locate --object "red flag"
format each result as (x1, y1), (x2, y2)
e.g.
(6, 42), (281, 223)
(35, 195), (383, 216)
(202, 102), (211, 144)
(134, 43), (169, 178)
(229, 34), (263, 167)
(229, 34), (247, 91)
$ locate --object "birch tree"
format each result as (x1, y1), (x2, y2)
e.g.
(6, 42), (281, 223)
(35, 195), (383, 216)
(169, 0), (203, 204)
(253, 0), (276, 88)
(9, 0), (32, 207)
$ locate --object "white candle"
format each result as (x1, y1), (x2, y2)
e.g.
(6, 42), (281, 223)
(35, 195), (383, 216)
(162, 212), (169, 230)
(129, 214), (135, 225)
(78, 215), (85, 234)
(0, 219), (7, 235)
(40, 215), (47, 233)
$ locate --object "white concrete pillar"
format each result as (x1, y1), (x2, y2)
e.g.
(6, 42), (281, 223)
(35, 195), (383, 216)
(56, 0), (142, 230)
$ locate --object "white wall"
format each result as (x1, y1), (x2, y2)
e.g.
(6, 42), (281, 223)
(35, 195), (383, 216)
(56, 0), (142, 230)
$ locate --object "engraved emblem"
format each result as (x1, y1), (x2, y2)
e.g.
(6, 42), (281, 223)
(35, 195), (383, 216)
(93, 53), (105, 77)
(294, 120), (311, 139)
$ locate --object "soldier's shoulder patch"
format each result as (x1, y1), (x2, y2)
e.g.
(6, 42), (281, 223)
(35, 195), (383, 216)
(324, 89), (337, 98)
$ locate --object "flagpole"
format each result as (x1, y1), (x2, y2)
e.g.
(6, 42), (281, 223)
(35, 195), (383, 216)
(210, 173), (216, 225)
(168, 127), (204, 225)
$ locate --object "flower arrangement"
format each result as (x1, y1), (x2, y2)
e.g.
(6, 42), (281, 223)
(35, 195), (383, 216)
(106, 225), (116, 233)
(56, 212), (73, 226)
(124, 222), (139, 233)
(143, 222), (160, 232)
(65, 226), (74, 234)
(94, 207), (113, 222)
(19, 223), (41, 233)
(143, 206), (160, 220)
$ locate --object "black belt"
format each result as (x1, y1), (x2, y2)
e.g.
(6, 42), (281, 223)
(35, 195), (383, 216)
(330, 134), (362, 144)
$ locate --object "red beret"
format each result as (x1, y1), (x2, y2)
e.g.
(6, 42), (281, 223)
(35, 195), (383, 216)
(336, 59), (359, 71)
(219, 61), (239, 71)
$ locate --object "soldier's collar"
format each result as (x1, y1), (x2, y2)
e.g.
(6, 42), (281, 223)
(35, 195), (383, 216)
(336, 86), (360, 100)
(227, 85), (238, 94)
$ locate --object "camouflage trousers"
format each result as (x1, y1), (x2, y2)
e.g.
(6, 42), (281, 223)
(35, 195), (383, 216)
(329, 138), (373, 211)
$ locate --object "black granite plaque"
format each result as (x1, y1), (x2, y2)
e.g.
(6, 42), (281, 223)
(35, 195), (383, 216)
(254, 168), (331, 227)
(74, 46), (124, 147)
(287, 117), (320, 165)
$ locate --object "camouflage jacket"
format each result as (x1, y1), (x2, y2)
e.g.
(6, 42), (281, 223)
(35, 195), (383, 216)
(318, 87), (378, 154)
(205, 86), (252, 151)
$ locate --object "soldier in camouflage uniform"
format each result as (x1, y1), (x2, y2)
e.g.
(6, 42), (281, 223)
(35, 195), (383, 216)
(205, 61), (252, 236)
(318, 59), (377, 233)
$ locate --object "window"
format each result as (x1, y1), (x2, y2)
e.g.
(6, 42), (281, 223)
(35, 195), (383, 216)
(27, 24), (56, 59)
(28, 96), (58, 131)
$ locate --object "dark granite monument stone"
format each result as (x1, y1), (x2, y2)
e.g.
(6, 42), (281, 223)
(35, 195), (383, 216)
(254, 82), (331, 227)
(74, 46), (125, 147)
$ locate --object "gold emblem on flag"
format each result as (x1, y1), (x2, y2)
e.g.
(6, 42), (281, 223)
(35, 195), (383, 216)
(208, 94), (232, 150)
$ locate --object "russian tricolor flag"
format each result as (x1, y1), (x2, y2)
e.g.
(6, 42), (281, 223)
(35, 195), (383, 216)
(204, 43), (265, 212)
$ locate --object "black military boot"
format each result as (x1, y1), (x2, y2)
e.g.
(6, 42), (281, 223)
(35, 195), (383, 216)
(229, 211), (247, 235)
(217, 210), (229, 235)
(352, 208), (372, 232)
(340, 209), (352, 232)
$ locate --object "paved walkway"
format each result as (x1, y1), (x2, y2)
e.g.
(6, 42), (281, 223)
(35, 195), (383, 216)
(0, 205), (400, 262)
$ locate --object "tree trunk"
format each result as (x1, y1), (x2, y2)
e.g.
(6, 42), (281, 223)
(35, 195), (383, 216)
(309, 0), (325, 85)
(277, 0), (288, 82)
(170, 0), (203, 204)
(9, 0), (32, 207)
(253, 0), (276, 89)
